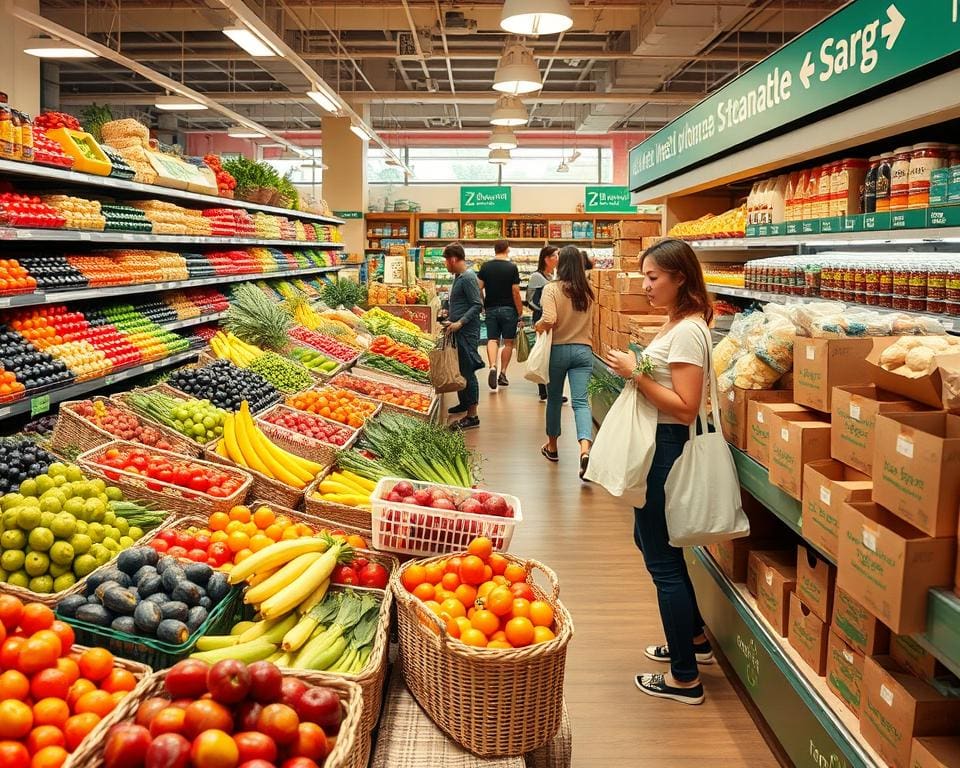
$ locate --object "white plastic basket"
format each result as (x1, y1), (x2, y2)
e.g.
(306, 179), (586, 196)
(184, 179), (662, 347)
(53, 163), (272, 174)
(371, 477), (522, 557)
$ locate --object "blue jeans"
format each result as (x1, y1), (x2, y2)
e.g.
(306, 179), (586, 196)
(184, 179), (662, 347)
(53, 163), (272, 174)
(455, 328), (482, 408)
(634, 423), (707, 683)
(546, 343), (594, 442)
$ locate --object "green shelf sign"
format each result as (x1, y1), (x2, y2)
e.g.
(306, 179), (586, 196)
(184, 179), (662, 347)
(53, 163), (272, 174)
(460, 186), (511, 213)
(584, 186), (634, 213)
(332, 211), (363, 219)
(629, 0), (960, 191)
(30, 394), (50, 417)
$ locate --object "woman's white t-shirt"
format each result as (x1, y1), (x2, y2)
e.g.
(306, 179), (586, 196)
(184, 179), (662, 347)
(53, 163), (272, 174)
(642, 316), (709, 424)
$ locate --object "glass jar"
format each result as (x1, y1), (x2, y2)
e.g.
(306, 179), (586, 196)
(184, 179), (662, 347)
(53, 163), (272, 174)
(840, 262), (856, 301)
(863, 156), (880, 213)
(909, 143), (950, 209)
(908, 266), (928, 312)
(892, 267), (911, 310)
(804, 263), (821, 297)
(889, 146), (914, 211)
(878, 267), (894, 308)
(0, 104), (13, 161)
(875, 154), (894, 212)
(820, 264), (836, 300)
(864, 264), (880, 305)
(853, 263), (867, 303)
(927, 265), (947, 314)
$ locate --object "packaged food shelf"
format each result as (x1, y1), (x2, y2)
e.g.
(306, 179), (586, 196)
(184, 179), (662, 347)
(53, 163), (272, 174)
(685, 226), (960, 251)
(0, 227), (343, 249)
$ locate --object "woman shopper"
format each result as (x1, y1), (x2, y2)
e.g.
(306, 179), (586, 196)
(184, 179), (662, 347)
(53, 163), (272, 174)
(535, 245), (594, 478)
(525, 245), (561, 402)
(604, 239), (714, 706)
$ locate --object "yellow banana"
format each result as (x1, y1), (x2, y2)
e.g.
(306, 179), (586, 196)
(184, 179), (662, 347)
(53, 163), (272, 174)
(227, 537), (332, 584)
(246, 565), (279, 588)
(240, 405), (312, 486)
(296, 578), (330, 615)
(246, 408), (324, 479)
(244, 552), (323, 605)
(234, 407), (276, 478)
(281, 613), (321, 653)
(215, 439), (228, 458)
(222, 414), (246, 467)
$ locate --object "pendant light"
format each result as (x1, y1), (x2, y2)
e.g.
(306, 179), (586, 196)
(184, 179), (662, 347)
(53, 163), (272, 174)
(500, 0), (573, 36)
(155, 94), (207, 111)
(488, 126), (519, 150)
(488, 149), (511, 165)
(490, 95), (528, 127)
(493, 43), (542, 95)
(23, 36), (97, 58)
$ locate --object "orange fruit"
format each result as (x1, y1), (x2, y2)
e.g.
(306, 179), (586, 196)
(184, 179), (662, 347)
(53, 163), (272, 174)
(226, 530), (250, 553)
(100, 668), (137, 694)
(63, 713), (99, 751)
(511, 598), (531, 619)
(533, 626), (556, 644)
(423, 563), (445, 585)
(505, 617), (535, 647)
(55, 657), (79, 685)
(488, 553), (508, 575)
(412, 583), (435, 602)
(458, 555), (486, 586)
(440, 598), (466, 619)
(487, 640), (513, 650)
(74, 690), (115, 718)
(441, 572), (460, 591)
(229, 505), (251, 523)
(490, 630), (507, 642)
(252, 506), (275, 529)
(444, 556), (463, 575)
(30, 745), (68, 768)
(225, 520), (244, 534)
(467, 536), (493, 561)
(459, 628), (488, 648)
(210, 530), (228, 544)
(26, 725), (66, 754)
(0, 669), (29, 700)
(470, 609), (499, 637)
(281, 527), (299, 540)
(32, 698), (69, 729)
(208, 512), (230, 531)
(248, 534), (271, 552)
(423, 601), (443, 617)
(264, 524), (283, 541)
(66, 679), (96, 710)
(77, 648), (114, 682)
(503, 564), (526, 584)
(485, 586), (514, 617)
(446, 618), (462, 638)
(529, 601), (555, 628)
(453, 584), (477, 608)
(233, 548), (253, 563)
(492, 575), (509, 586)
(401, 565), (427, 592)
(477, 580), (497, 600)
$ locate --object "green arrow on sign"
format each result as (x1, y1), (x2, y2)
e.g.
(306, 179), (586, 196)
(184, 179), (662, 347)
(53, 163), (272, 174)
(629, 0), (958, 192)
(584, 186), (635, 213)
(460, 186), (511, 213)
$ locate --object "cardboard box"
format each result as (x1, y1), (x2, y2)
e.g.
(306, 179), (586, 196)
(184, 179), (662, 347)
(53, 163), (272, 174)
(746, 402), (810, 467)
(837, 502), (956, 634)
(793, 337), (875, 413)
(831, 385), (926, 476)
(866, 337), (960, 410)
(614, 272), (645, 294)
(619, 256), (642, 271)
(615, 313), (663, 334)
(796, 544), (835, 622)
(612, 239), (645, 258)
(613, 332), (632, 352)
(826, 629), (865, 716)
(911, 737), (960, 768)
(832, 585), (890, 656)
(641, 236), (664, 250)
(788, 591), (829, 675)
(767, 411), (832, 500)
(708, 492), (792, 583)
(610, 292), (659, 313)
(802, 460), (873, 561)
(872, 412), (960, 538)
(752, 550), (797, 636)
(859, 655), (960, 768)
(599, 306), (613, 330)
(613, 220), (660, 239)
(890, 634), (944, 684)
(588, 269), (601, 288)
(719, 388), (794, 451)
(747, 548), (794, 598)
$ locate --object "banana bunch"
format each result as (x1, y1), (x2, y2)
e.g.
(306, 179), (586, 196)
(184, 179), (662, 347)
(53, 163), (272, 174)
(209, 331), (263, 367)
(311, 470), (374, 508)
(291, 300), (323, 331)
(217, 400), (324, 489)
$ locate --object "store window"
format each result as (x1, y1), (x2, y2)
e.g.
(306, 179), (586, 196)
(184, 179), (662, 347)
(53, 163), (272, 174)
(265, 149), (323, 184)
(368, 148), (407, 184)
(500, 147), (612, 184)
(404, 148), (499, 184)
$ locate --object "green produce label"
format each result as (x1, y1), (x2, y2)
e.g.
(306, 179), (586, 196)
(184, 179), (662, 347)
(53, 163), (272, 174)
(30, 395), (50, 417)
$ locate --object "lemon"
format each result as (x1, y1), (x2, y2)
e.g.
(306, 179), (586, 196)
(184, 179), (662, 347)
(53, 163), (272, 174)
(91, 544), (111, 565)
(53, 573), (76, 592)
(90, 478), (106, 495)
(39, 512), (55, 529)
(18, 478), (38, 498)
(1, 509), (19, 530)
(51, 514), (76, 540)
(49, 561), (71, 577)
(40, 495), (62, 515)
(17, 507), (41, 531)
(21, 496), (39, 508)
(118, 536), (134, 549)
(69, 533), (91, 555)
(0, 529), (26, 550)
(75, 520), (88, 535)
(66, 466), (84, 483)
(129, 526), (144, 541)
(35, 475), (54, 495)
(7, 570), (29, 588)
(0, 549), (24, 572)
(53, 475), (67, 487)
(105, 526), (121, 541)
(106, 486), (123, 502)
(87, 523), (105, 543)
(28, 528), (54, 552)
(29, 575), (53, 593)
(102, 538), (120, 553)
(1, 493), (23, 510)
(49, 541), (74, 566)
(63, 497), (84, 517)
(72, 553), (97, 577)
(24, 551), (50, 576)
(84, 498), (106, 523)
(47, 462), (67, 478)
(102, 511), (117, 528)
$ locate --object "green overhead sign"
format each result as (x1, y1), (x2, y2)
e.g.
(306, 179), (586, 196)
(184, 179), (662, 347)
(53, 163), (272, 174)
(629, 0), (960, 192)
(460, 186), (511, 212)
(584, 186), (635, 213)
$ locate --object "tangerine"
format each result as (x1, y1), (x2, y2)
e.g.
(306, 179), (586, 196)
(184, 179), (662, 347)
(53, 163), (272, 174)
(504, 617), (535, 647)
(439, 598), (466, 619)
(485, 586), (514, 617)
(424, 562), (445, 585)
(533, 626), (557, 644)
(470, 609), (499, 637)
(467, 536), (493, 561)
(412, 583), (435, 602)
(503, 563), (526, 584)
(529, 601), (555, 628)
(401, 564), (427, 592)
(459, 628), (488, 648)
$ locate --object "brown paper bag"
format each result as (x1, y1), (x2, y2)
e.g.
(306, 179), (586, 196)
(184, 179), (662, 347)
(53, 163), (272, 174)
(428, 335), (466, 393)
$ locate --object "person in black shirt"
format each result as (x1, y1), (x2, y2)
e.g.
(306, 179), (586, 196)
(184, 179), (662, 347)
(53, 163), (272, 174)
(478, 239), (522, 391)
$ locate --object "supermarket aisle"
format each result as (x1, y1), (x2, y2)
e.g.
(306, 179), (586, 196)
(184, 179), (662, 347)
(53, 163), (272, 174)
(458, 373), (780, 768)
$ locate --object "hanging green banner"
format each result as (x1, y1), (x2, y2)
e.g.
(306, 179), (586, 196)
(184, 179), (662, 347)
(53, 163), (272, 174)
(584, 186), (635, 213)
(460, 186), (511, 213)
(629, 0), (960, 192)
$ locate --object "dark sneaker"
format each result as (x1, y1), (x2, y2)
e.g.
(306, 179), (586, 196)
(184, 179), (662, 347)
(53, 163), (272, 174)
(451, 416), (480, 431)
(487, 368), (498, 390)
(498, 373), (509, 387)
(635, 673), (704, 705)
(539, 395), (568, 403)
(644, 643), (715, 665)
(447, 403), (468, 415)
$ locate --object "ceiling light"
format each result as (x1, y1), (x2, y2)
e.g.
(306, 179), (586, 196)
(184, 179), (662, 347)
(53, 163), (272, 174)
(385, 158), (402, 167)
(567, 150), (581, 163)
(23, 37), (96, 58)
(350, 124), (371, 142)
(556, 161), (569, 173)
(155, 94), (207, 111)
(490, 95), (528, 127)
(306, 88), (339, 113)
(500, 0), (573, 36)
(493, 43), (542, 95)
(488, 126), (518, 150)
(223, 25), (281, 58)
(227, 125), (265, 138)
(488, 149), (511, 165)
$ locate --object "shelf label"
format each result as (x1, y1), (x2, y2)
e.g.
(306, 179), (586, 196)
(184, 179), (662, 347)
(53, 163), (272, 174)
(745, 225), (759, 237)
(819, 217), (843, 233)
(928, 206), (960, 228)
(843, 215), (863, 232)
(332, 211), (363, 219)
(890, 209), (927, 229)
(30, 394), (50, 417)
(584, 186), (634, 213)
(801, 219), (821, 235)
(757, 224), (770, 237)
(767, 223), (784, 236)
(862, 212), (891, 231)
(460, 186), (511, 213)
(628, 1), (959, 192)
(785, 222), (802, 236)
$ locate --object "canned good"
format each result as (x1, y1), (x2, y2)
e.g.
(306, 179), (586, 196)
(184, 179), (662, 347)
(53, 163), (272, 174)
(863, 156), (880, 214)
(875, 154), (894, 212)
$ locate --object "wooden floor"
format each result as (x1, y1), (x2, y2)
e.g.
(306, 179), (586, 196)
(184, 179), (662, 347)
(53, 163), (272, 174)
(455, 367), (781, 768)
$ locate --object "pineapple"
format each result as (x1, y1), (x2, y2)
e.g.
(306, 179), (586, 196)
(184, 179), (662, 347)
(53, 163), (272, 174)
(224, 283), (292, 350)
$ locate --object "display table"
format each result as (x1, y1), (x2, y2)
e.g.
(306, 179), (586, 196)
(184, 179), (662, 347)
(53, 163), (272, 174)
(371, 300), (440, 335)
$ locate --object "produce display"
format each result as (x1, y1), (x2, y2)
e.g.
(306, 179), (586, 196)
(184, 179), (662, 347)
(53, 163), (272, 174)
(35, 111), (81, 132)
(368, 336), (429, 372)
(357, 352), (431, 385)
(286, 388), (377, 429)
(121, 391), (226, 445)
(285, 346), (340, 375)
(0, 595), (143, 768)
(217, 402), (325, 490)
(331, 372), (433, 414)
(359, 307), (433, 352)
(366, 284), (428, 306)
(209, 331), (264, 367)
(246, 353), (315, 395)
(288, 327), (358, 363)
(0, 436), (58, 492)
(167, 360), (280, 413)
(64, 400), (179, 450)
(202, 155), (237, 198)
(0, 193), (67, 229)
(225, 284), (291, 352)
(399, 537), (555, 649)
(260, 407), (355, 447)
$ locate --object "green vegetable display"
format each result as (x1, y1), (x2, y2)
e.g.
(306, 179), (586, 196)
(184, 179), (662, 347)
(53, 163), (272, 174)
(123, 392), (226, 444)
(246, 352), (315, 394)
(359, 352), (431, 385)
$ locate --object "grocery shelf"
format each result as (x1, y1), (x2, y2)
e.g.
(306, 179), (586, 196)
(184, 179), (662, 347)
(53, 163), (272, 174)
(689, 227), (960, 251)
(160, 311), (226, 332)
(0, 227), (343, 249)
(0, 265), (341, 309)
(0, 158), (344, 226)
(0, 348), (199, 420)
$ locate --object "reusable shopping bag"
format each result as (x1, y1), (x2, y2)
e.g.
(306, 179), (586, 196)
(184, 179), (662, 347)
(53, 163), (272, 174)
(524, 330), (552, 385)
(428, 334), (466, 393)
(516, 327), (531, 363)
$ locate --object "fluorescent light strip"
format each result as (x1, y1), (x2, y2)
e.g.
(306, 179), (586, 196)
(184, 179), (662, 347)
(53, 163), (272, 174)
(227, 125), (265, 138)
(223, 25), (281, 58)
(155, 95), (207, 111)
(350, 124), (371, 141)
(306, 89), (339, 113)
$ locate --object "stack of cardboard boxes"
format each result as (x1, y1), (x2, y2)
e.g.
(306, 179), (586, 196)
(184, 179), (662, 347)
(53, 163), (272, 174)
(710, 333), (960, 767)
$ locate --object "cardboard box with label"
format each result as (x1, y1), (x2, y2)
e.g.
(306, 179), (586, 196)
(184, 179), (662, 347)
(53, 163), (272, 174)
(614, 272), (645, 294)
(622, 314), (667, 334)
(832, 585), (890, 656)
(613, 220), (660, 239)
(826, 629), (864, 716)
(831, 385), (926, 475)
(719, 388), (794, 451)
(802, 460), (873, 561)
(767, 411), (833, 500)
(796, 544), (835, 622)
(747, 402), (811, 468)
(911, 737), (960, 768)
(708, 492), (792, 583)
(872, 412), (960, 538)
(866, 337), (960, 410)
(612, 239), (645, 258)
(618, 255), (642, 271)
(787, 592), (829, 675)
(793, 337), (875, 413)
(610, 292), (659, 313)
(751, 550), (797, 636)
(746, 548), (794, 598)
(890, 634), (945, 684)
(859, 655), (960, 768)
(837, 502), (956, 634)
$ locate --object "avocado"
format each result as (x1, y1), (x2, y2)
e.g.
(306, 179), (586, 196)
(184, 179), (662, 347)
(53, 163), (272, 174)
(172, 581), (203, 607)
(206, 572), (230, 602)
(186, 605), (208, 633)
(94, 580), (121, 602)
(134, 600), (162, 634)
(111, 615), (136, 634)
(137, 573), (163, 597)
(76, 603), (112, 627)
(102, 586), (138, 615)
(116, 548), (147, 575)
(161, 566), (186, 594)
(144, 592), (170, 605)
(184, 562), (213, 587)
(159, 601), (189, 622)
(57, 594), (88, 619)
(156, 619), (190, 646)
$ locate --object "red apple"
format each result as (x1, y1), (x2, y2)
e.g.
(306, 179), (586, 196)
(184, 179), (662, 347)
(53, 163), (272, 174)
(135, 697), (171, 728)
(297, 687), (341, 732)
(386, 492), (403, 503)
(458, 498), (482, 516)
(471, 491), (491, 504)
(247, 661), (283, 704)
(393, 481), (415, 497)
(279, 677), (309, 710)
(401, 496), (418, 506)
(207, 659), (251, 704)
(233, 732), (278, 764)
(412, 489), (432, 506)
(238, 762), (275, 768)
(289, 723), (328, 762)
(145, 733), (191, 768)
(103, 724), (152, 768)
(483, 495), (509, 517)
(183, 699), (233, 739)
(234, 701), (263, 733)
(432, 497), (456, 511)
(357, 563), (388, 590)
(165, 659), (210, 699)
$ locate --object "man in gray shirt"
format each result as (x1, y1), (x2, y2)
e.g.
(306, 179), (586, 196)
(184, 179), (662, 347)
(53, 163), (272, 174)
(442, 243), (483, 430)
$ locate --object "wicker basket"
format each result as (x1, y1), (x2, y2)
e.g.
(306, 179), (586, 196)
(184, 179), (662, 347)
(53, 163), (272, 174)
(51, 396), (201, 458)
(255, 403), (360, 467)
(67, 669), (363, 768)
(392, 553), (573, 757)
(112, 383), (220, 453)
(203, 446), (306, 509)
(354, 361), (432, 393)
(284, 386), (383, 427)
(329, 370), (439, 421)
(304, 466), (374, 532)
(78, 440), (253, 516)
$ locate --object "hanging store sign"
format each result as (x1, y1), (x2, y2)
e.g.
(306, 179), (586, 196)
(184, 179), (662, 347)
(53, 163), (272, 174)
(460, 186), (512, 213)
(629, 0), (960, 192)
(584, 186), (635, 213)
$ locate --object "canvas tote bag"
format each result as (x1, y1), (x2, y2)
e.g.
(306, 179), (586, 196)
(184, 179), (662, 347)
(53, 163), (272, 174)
(428, 334), (466, 393)
(523, 330), (552, 385)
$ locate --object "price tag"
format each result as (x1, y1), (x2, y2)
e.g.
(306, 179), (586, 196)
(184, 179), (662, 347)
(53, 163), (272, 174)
(805, 346), (816, 360)
(896, 434), (914, 459)
(0, 297), (10, 308)
(849, 403), (861, 421)
(756, 410), (764, 424)
(104, 375), (116, 386)
(780, 427), (790, 442)
(30, 394), (50, 417)
(765, 569), (774, 586)
(861, 526), (878, 553)
(879, 684), (894, 707)
(79, 232), (90, 241)
(819, 485), (832, 505)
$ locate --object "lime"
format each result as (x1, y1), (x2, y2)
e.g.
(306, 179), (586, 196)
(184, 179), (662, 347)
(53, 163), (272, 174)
(72, 553), (97, 577)
(24, 551), (49, 576)
(2, 508), (19, 530)
(18, 478), (38, 498)
(0, 549), (24, 572)
(51, 514), (76, 540)
(1, 493), (23, 511)
(7, 570), (29, 588)
(84, 498), (106, 523)
(118, 536), (134, 549)
(102, 538), (120, 553)
(47, 462), (67, 478)
(49, 541), (74, 566)
(28, 528), (53, 552)
(29, 575), (53, 594)
(87, 523), (105, 543)
(17, 507), (41, 531)
(34, 475), (54, 495)
(69, 533), (92, 555)
(90, 478), (106, 495)
(48, 561), (70, 578)
(129, 526), (144, 541)
(63, 497), (84, 518)
(39, 495), (62, 515)
(39, 512), (55, 529)
(65, 466), (84, 483)
(202, 416), (216, 429)
(102, 511), (117, 528)
(0, 529), (26, 550)
(193, 423), (207, 437)
(106, 486), (123, 502)
(53, 573), (76, 592)
(91, 544), (112, 564)
(74, 520), (88, 535)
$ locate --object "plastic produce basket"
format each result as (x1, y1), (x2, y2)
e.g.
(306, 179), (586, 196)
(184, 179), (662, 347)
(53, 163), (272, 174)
(391, 553), (572, 757)
(371, 477), (522, 557)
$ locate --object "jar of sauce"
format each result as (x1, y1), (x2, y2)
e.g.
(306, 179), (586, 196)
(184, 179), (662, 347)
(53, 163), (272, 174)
(0, 104), (13, 161)
(875, 154), (894, 212)
(863, 156), (880, 213)
(909, 142), (949, 209)
(889, 146), (913, 211)
(816, 163), (833, 218)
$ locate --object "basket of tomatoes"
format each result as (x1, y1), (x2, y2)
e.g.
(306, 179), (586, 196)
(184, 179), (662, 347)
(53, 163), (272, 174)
(78, 441), (253, 517)
(390, 538), (572, 758)
(255, 404), (361, 468)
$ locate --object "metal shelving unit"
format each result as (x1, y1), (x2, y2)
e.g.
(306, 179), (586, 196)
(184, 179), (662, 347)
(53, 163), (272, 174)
(689, 227), (960, 251)
(0, 228), (342, 249)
